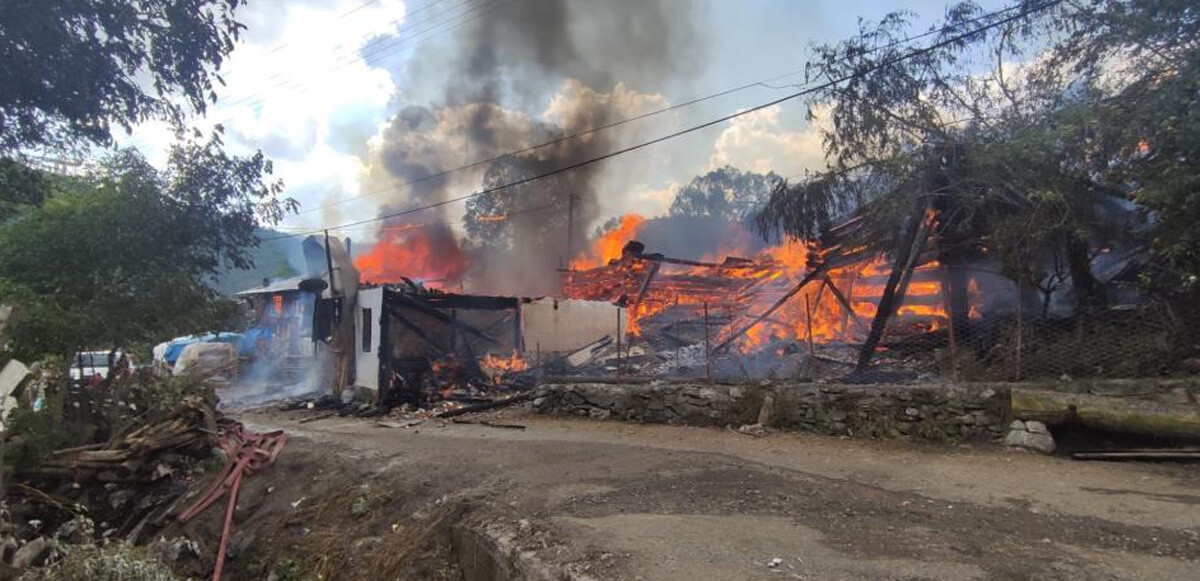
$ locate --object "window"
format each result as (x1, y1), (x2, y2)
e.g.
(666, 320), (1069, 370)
(361, 307), (373, 353)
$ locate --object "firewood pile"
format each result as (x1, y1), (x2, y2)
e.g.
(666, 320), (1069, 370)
(40, 396), (218, 483)
(4, 368), (227, 551)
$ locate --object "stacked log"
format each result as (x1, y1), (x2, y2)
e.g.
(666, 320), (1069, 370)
(39, 396), (218, 483)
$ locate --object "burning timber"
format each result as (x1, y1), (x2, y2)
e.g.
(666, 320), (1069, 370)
(560, 232), (980, 381)
(357, 283), (539, 409)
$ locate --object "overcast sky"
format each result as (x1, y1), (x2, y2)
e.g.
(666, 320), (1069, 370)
(121, 0), (1009, 241)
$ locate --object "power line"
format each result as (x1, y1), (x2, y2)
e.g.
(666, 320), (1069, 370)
(285, 0), (1039, 219)
(216, 0), (483, 110)
(265, 202), (558, 241)
(214, 0), (500, 113)
(265, 0), (1064, 242)
(215, 0), (451, 102)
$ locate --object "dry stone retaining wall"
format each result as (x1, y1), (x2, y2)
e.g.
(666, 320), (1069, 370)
(532, 382), (1010, 441)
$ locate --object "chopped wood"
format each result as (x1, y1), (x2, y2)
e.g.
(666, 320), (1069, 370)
(38, 397), (219, 484)
(49, 443), (108, 456)
(299, 411), (338, 424)
(480, 420), (526, 430)
(434, 392), (534, 418)
(374, 419), (425, 429)
(451, 418), (526, 430)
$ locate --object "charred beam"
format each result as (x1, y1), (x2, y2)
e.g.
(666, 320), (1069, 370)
(822, 276), (868, 335)
(387, 292), (500, 344)
(384, 304), (449, 355)
(855, 205), (933, 371)
(711, 265), (827, 354)
(630, 261), (661, 313)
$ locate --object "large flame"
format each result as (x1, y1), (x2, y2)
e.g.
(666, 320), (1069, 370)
(354, 222), (469, 287)
(569, 214), (646, 270)
(562, 214), (984, 353)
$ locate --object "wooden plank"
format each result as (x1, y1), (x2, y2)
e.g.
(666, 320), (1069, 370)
(711, 265), (827, 354)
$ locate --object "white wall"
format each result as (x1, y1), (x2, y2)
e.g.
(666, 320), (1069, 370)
(521, 299), (620, 355)
(354, 287), (384, 393)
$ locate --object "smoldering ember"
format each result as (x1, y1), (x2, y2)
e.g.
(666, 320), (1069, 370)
(2, 1), (1200, 580)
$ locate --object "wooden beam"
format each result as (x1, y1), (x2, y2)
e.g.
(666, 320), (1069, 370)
(822, 276), (868, 335)
(387, 292), (500, 344)
(629, 261), (661, 313)
(855, 205), (933, 371)
(711, 265), (826, 354)
(384, 304), (448, 355)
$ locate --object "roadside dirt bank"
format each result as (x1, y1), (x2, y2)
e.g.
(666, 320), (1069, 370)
(175, 408), (1200, 580)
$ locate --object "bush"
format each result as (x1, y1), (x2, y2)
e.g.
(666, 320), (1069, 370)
(4, 379), (71, 474)
(19, 542), (179, 581)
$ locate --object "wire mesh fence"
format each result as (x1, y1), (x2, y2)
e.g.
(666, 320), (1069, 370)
(597, 261), (1197, 383)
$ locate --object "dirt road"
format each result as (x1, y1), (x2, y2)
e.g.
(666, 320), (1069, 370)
(233, 409), (1200, 580)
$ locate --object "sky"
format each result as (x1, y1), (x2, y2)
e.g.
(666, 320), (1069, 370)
(120, 0), (1011, 243)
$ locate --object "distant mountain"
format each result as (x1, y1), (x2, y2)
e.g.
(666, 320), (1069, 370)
(211, 228), (302, 295)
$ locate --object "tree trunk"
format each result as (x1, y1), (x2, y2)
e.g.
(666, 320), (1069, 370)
(855, 204), (931, 371)
(941, 255), (973, 349)
(1065, 234), (1103, 310)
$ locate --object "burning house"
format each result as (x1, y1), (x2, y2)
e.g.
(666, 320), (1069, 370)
(353, 282), (621, 405)
(232, 234), (359, 399)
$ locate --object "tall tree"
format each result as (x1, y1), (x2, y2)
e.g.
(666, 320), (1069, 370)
(668, 166), (781, 223)
(0, 0), (247, 152)
(755, 1), (1145, 315)
(0, 133), (292, 359)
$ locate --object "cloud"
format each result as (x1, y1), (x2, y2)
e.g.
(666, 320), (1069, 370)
(708, 104), (827, 177)
(626, 181), (681, 218)
(118, 0), (407, 225)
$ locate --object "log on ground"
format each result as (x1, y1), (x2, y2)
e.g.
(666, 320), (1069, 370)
(1010, 388), (1200, 439)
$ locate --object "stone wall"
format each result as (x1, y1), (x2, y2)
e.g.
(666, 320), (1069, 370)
(532, 382), (1010, 442)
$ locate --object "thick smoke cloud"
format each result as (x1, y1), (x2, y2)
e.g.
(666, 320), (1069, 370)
(363, 0), (704, 295)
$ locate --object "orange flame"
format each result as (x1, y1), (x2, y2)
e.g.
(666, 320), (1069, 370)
(355, 222), (469, 287)
(570, 214), (646, 270)
(480, 350), (529, 372)
(562, 217), (986, 353)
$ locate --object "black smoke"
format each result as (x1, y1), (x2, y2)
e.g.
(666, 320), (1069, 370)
(368, 0), (705, 295)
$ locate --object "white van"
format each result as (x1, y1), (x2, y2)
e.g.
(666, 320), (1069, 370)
(69, 350), (133, 384)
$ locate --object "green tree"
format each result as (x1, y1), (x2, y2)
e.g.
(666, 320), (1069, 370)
(669, 166), (781, 223)
(0, 157), (50, 222)
(0, 0), (248, 152)
(0, 133), (292, 360)
(755, 1), (1152, 313)
(463, 156), (577, 253)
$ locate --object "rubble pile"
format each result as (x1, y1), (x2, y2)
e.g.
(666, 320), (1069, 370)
(1, 366), (228, 575)
(558, 235), (974, 381)
(39, 396), (217, 483)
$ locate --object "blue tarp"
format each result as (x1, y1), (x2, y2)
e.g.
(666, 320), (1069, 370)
(236, 327), (271, 357)
(163, 332), (244, 365)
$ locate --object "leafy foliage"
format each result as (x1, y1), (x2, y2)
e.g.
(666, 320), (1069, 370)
(668, 166), (781, 223)
(0, 134), (291, 359)
(463, 156), (575, 252)
(19, 538), (181, 581)
(4, 375), (70, 474)
(757, 0), (1199, 313)
(0, 158), (50, 222)
(0, 0), (247, 152)
(211, 229), (301, 295)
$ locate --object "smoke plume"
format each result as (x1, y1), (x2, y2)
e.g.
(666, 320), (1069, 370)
(363, 0), (704, 295)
